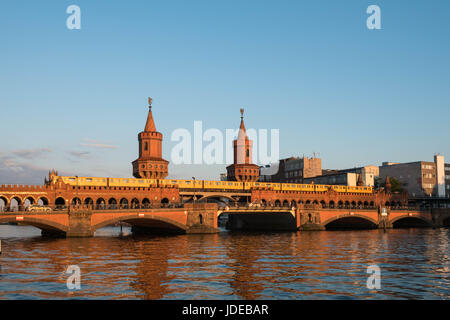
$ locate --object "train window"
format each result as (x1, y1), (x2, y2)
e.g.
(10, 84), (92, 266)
(87, 178), (92, 182)
(69, 178), (75, 182)
(124, 179), (128, 183)
(186, 181), (191, 184)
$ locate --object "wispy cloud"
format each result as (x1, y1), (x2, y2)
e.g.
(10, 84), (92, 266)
(11, 148), (52, 160)
(69, 151), (91, 159)
(80, 139), (119, 149)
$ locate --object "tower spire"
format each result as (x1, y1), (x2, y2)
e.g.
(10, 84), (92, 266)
(144, 97), (156, 132)
(239, 108), (246, 132)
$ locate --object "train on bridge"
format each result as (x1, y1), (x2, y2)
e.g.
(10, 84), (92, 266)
(53, 175), (374, 194)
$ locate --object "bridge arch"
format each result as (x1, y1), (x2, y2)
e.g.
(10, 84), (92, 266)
(92, 214), (187, 234)
(0, 216), (68, 236)
(0, 196), (8, 210)
(131, 198), (140, 208)
(38, 197), (49, 206)
(323, 214), (378, 230)
(142, 198), (151, 208)
(119, 198), (129, 208)
(96, 198), (106, 209)
(108, 198), (118, 209)
(390, 215), (432, 228)
(10, 197), (22, 211)
(71, 197), (81, 205)
(197, 194), (236, 204)
(55, 197), (66, 206)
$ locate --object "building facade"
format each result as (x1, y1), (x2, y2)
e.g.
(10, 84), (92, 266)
(378, 155), (448, 198)
(259, 156), (322, 183)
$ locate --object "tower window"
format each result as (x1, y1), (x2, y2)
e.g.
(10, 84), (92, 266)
(246, 149), (249, 157)
(144, 142), (148, 151)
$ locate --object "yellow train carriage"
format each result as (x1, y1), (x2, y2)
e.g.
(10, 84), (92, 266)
(58, 176), (108, 187)
(245, 182), (281, 191)
(314, 184), (329, 192)
(159, 179), (203, 189)
(108, 178), (157, 188)
(204, 180), (243, 191)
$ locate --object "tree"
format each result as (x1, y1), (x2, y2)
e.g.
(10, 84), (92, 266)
(374, 177), (403, 193)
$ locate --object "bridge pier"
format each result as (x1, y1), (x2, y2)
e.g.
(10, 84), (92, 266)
(66, 210), (94, 237)
(184, 203), (220, 234)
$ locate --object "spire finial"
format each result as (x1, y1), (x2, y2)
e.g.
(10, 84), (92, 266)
(148, 97), (152, 109)
(240, 108), (244, 120)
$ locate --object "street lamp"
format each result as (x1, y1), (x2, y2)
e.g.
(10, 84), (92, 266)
(192, 177), (196, 206)
(75, 175), (79, 208)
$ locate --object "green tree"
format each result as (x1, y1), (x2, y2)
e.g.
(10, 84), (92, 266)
(375, 177), (403, 193)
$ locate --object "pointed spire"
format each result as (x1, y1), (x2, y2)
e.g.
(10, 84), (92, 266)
(239, 108), (246, 132)
(237, 108), (248, 142)
(385, 176), (391, 192)
(144, 97), (156, 132)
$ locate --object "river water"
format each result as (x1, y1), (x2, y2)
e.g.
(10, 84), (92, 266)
(0, 225), (448, 300)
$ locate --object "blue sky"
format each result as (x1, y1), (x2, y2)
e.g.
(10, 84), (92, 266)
(1, 0), (449, 184)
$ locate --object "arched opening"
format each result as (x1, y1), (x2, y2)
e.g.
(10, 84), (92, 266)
(199, 214), (203, 225)
(308, 213), (313, 223)
(108, 198), (117, 209)
(370, 201), (375, 208)
(329, 200), (335, 209)
(351, 201), (356, 209)
(283, 200), (289, 207)
(96, 198), (106, 210)
(305, 200), (311, 204)
(338, 201), (343, 209)
(142, 198), (151, 208)
(290, 200), (297, 208)
(261, 199), (267, 207)
(392, 217), (432, 228)
(274, 200), (281, 207)
(357, 201), (362, 208)
(71, 197), (81, 206)
(10, 197), (22, 211)
(313, 200), (318, 205)
(325, 216), (377, 230)
(84, 198), (93, 207)
(363, 201), (369, 208)
(120, 198), (129, 209)
(55, 197), (66, 208)
(385, 201), (390, 207)
(131, 198), (140, 209)
(344, 201), (350, 209)
(38, 197), (49, 206)
(161, 198), (169, 206)
(0, 196), (7, 211)
(320, 200), (326, 208)
(24, 197), (35, 208)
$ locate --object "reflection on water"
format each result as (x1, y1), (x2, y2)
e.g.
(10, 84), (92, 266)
(0, 225), (449, 299)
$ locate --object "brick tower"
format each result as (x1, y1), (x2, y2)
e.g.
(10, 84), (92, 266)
(226, 109), (260, 182)
(132, 97), (169, 179)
